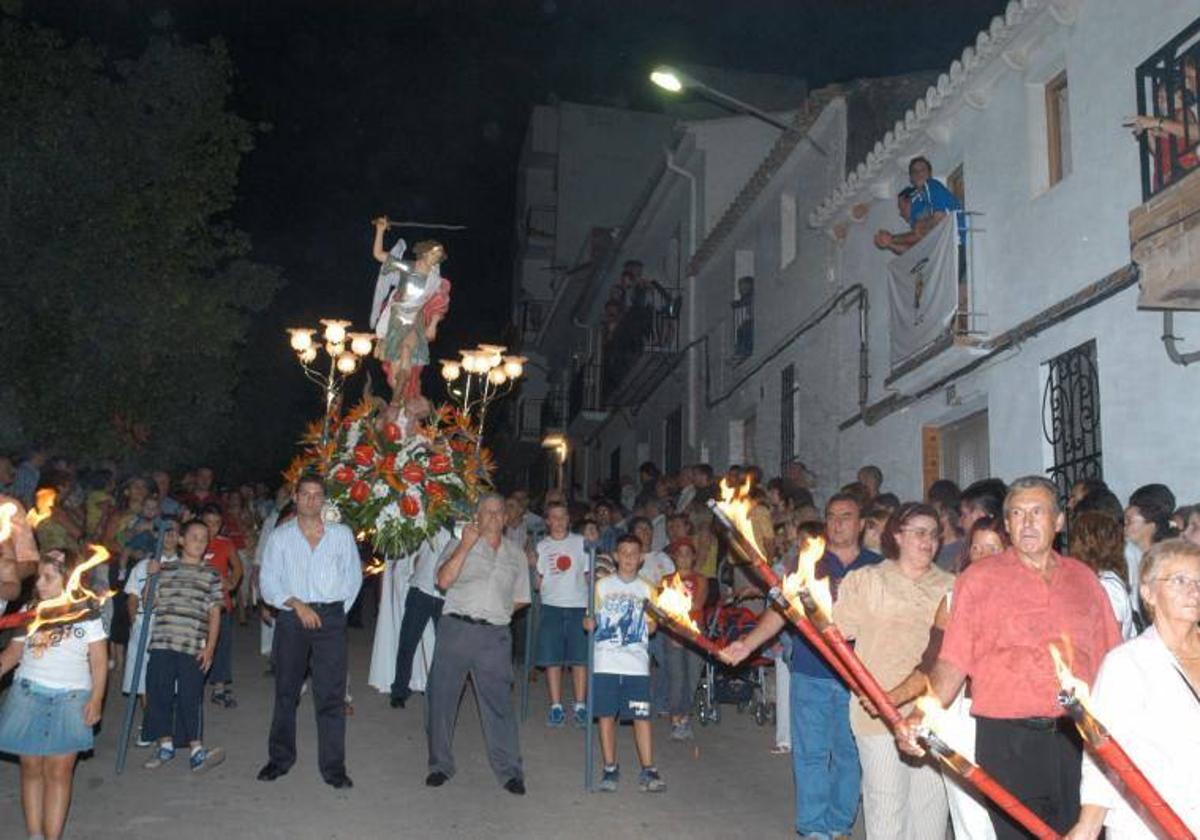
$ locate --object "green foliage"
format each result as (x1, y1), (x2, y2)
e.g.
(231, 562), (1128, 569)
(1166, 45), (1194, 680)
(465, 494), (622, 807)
(0, 17), (281, 466)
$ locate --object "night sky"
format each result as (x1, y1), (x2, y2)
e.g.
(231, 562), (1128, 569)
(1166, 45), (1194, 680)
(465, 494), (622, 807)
(21, 0), (1009, 478)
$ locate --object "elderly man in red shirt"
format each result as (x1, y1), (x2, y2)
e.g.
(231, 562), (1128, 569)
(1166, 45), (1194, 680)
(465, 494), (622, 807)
(898, 475), (1121, 839)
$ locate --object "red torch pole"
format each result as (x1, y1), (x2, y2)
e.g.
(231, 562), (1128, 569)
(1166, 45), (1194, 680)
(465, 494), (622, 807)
(707, 501), (865, 695)
(646, 605), (726, 659)
(1059, 693), (1195, 840)
(922, 730), (1063, 840)
(0, 608), (35, 631)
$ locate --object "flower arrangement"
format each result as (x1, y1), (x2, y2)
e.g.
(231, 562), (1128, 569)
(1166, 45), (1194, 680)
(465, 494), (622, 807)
(284, 400), (493, 557)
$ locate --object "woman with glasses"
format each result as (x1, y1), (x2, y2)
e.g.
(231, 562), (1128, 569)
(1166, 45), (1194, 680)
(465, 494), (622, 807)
(1066, 539), (1200, 839)
(833, 501), (955, 840)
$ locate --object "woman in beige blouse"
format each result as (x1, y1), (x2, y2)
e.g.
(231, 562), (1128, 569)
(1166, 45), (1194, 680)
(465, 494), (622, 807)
(834, 501), (955, 840)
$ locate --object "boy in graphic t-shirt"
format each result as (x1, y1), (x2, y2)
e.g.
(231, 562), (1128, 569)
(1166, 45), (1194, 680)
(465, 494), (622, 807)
(585, 534), (666, 794)
(534, 502), (591, 728)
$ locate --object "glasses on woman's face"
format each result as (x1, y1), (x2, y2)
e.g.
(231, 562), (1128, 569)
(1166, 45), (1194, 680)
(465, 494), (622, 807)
(1154, 573), (1200, 594)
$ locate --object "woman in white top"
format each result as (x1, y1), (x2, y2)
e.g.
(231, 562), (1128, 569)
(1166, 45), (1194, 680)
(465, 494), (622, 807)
(1066, 539), (1200, 839)
(1070, 511), (1137, 641)
(0, 549), (108, 840)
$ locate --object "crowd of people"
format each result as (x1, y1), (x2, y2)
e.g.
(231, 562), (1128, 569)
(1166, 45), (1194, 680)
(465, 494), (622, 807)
(1, 443), (1199, 839)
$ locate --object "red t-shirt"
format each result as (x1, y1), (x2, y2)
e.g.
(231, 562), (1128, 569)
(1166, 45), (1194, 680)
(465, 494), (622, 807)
(941, 547), (1121, 719)
(204, 534), (238, 612)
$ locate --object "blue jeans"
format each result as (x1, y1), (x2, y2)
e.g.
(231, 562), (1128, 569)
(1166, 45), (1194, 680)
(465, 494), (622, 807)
(789, 672), (860, 837)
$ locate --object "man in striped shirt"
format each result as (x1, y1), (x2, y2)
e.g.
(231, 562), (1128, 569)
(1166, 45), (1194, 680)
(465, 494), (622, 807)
(258, 473), (361, 789)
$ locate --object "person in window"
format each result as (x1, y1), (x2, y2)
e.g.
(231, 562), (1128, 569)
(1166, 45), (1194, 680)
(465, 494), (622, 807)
(1128, 62), (1200, 191)
(733, 275), (754, 357)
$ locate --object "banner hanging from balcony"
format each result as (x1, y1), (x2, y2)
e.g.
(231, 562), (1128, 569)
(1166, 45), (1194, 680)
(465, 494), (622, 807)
(887, 215), (959, 367)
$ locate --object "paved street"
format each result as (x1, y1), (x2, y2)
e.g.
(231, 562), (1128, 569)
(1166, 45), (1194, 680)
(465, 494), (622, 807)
(0, 620), (815, 840)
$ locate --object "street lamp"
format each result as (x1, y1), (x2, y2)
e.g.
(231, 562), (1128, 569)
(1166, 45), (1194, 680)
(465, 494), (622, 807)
(440, 344), (526, 452)
(650, 64), (827, 154)
(287, 320), (374, 449)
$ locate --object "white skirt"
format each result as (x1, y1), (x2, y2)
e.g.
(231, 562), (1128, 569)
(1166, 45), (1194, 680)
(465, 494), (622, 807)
(366, 555), (436, 694)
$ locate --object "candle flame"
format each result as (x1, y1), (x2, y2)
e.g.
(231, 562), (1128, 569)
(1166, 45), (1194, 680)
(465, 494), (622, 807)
(0, 501), (17, 542)
(1049, 642), (1092, 708)
(649, 573), (701, 635)
(27, 488), (56, 528)
(717, 477), (767, 560)
(27, 545), (114, 635)
(363, 556), (386, 577)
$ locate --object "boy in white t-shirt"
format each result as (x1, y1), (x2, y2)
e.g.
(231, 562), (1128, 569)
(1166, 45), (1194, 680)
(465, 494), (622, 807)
(629, 516), (674, 714)
(534, 502), (590, 727)
(585, 534), (666, 794)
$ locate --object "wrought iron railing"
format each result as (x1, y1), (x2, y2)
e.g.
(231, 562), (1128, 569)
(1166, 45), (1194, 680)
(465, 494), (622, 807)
(600, 301), (680, 403)
(568, 355), (604, 422)
(518, 299), (552, 344)
(731, 296), (754, 361)
(1136, 17), (1200, 199)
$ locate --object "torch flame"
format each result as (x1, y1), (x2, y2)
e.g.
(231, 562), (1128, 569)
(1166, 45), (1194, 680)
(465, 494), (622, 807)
(0, 501), (17, 542)
(650, 573), (701, 635)
(915, 693), (950, 734)
(1049, 642), (1092, 708)
(27, 545), (114, 635)
(785, 536), (832, 615)
(717, 477), (768, 560)
(27, 488), (56, 528)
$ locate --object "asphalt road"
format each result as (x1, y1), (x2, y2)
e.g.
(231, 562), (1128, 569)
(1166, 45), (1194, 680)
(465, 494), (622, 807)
(0, 618), (816, 840)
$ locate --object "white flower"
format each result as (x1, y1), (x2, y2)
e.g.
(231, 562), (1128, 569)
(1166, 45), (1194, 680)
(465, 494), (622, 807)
(322, 501), (342, 523)
(377, 501), (400, 525)
(372, 481), (389, 499)
(345, 422), (363, 452)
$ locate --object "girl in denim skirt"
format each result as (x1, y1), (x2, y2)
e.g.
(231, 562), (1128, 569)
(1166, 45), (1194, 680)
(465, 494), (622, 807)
(0, 549), (108, 840)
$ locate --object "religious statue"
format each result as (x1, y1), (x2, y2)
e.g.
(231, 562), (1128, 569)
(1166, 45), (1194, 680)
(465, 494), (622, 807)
(369, 216), (452, 406)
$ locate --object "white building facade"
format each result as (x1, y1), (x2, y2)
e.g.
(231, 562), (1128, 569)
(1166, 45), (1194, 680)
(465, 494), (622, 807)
(510, 0), (1200, 507)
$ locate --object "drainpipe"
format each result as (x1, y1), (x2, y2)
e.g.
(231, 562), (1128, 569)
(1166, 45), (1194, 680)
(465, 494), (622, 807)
(1162, 310), (1200, 366)
(663, 146), (700, 447)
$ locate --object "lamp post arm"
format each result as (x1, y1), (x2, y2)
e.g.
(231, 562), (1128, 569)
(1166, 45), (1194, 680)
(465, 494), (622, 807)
(690, 80), (828, 156)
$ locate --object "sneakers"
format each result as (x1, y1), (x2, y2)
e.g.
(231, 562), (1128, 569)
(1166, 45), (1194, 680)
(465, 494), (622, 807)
(211, 689), (238, 709)
(598, 764), (619, 792)
(572, 704), (588, 728)
(669, 721), (694, 741)
(546, 704), (566, 727)
(189, 746), (225, 773)
(143, 744), (175, 769)
(638, 766), (666, 793)
(135, 724), (153, 748)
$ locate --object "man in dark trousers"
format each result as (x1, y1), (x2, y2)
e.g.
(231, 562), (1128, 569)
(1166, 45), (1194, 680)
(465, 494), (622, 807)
(257, 473), (362, 789)
(425, 493), (531, 794)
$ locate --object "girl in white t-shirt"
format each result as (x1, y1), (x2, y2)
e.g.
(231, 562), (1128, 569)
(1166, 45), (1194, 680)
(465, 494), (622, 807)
(0, 549), (109, 840)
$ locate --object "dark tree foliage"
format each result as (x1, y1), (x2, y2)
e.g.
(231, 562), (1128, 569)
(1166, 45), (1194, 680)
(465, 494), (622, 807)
(0, 16), (281, 468)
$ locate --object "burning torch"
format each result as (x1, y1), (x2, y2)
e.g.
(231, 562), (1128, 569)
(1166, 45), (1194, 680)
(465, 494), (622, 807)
(645, 573), (725, 659)
(1050, 644), (1195, 840)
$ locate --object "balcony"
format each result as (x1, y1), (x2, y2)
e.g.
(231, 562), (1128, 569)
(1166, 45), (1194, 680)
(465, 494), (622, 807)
(515, 386), (566, 443)
(601, 301), (682, 407)
(730, 297), (754, 364)
(1132, 18), (1200, 311)
(567, 356), (607, 436)
(518, 299), (552, 347)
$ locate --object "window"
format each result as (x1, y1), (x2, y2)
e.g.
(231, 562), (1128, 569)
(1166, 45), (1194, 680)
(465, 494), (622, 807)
(922, 410), (990, 495)
(734, 249), (755, 295)
(732, 275), (754, 362)
(1046, 72), (1072, 187)
(1042, 340), (1102, 505)
(1135, 19), (1200, 198)
(780, 192), (797, 268)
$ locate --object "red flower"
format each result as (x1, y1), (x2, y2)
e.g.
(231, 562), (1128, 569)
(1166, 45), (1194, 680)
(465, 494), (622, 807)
(349, 481), (371, 503)
(424, 480), (447, 501)
(380, 453), (397, 473)
(333, 465), (355, 484)
(382, 423), (402, 443)
(401, 462), (425, 484)
(353, 444), (375, 467)
(428, 453), (452, 475)
(401, 495), (420, 517)
(448, 437), (469, 453)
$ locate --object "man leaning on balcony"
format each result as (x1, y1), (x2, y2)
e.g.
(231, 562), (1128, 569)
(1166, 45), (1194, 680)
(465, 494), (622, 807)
(874, 156), (964, 255)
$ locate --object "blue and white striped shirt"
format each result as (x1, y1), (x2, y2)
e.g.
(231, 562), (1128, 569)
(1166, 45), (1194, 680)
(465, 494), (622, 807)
(260, 519), (362, 614)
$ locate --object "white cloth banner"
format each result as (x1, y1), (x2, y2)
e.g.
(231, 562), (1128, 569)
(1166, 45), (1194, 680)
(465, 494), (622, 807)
(367, 553), (437, 694)
(888, 215), (959, 367)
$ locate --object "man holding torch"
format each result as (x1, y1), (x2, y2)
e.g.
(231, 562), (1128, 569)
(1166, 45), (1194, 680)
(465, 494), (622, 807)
(896, 476), (1121, 839)
(723, 492), (881, 840)
(1, 494), (39, 613)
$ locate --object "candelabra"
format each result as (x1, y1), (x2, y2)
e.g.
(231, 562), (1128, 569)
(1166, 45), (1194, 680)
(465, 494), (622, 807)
(439, 345), (525, 452)
(287, 319), (375, 448)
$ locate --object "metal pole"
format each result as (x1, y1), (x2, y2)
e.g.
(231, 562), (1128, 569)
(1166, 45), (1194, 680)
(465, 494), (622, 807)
(520, 564), (539, 722)
(583, 543), (597, 792)
(115, 523), (167, 774)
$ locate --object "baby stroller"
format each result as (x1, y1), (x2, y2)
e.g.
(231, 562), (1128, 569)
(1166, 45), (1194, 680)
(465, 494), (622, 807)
(694, 594), (775, 727)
